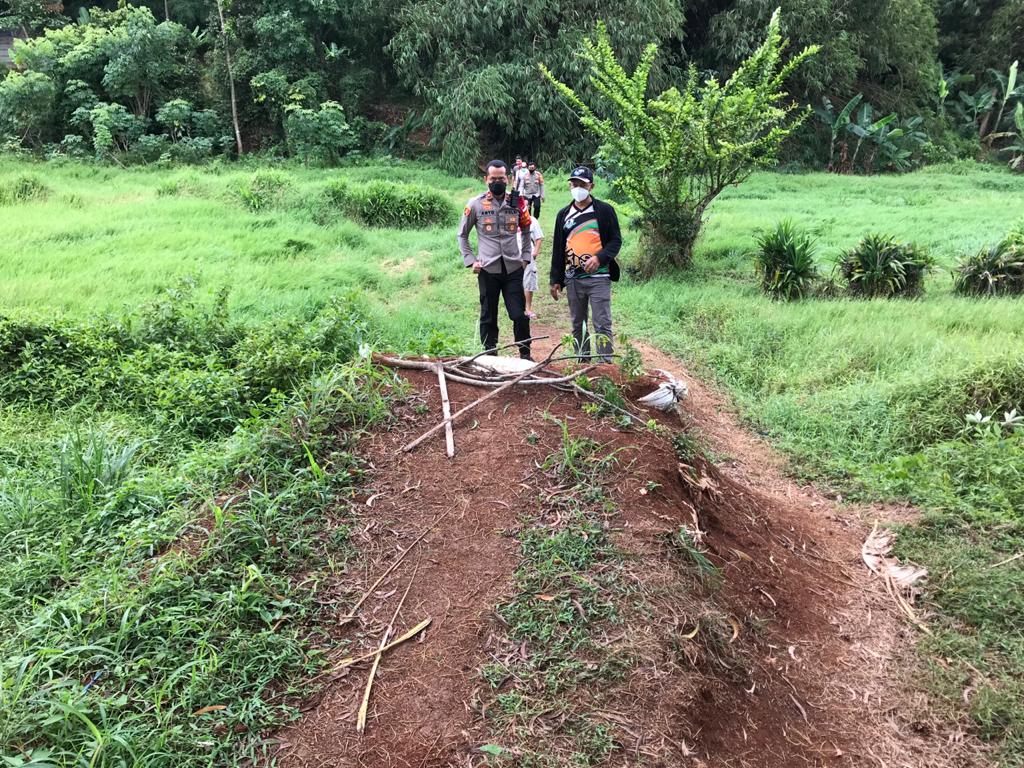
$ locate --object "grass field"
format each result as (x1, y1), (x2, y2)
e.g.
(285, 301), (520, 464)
(2, 156), (1023, 763)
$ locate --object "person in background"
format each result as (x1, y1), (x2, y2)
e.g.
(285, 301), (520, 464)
(519, 160), (545, 220)
(549, 165), (622, 363)
(513, 156), (530, 197)
(457, 159), (535, 360)
(523, 216), (544, 319)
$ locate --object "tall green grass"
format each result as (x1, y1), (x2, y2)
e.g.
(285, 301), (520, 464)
(0, 291), (397, 766)
(0, 158), (483, 352)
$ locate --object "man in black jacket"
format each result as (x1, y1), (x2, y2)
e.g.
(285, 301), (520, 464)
(549, 166), (622, 362)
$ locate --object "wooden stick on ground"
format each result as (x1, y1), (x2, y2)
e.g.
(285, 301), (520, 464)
(399, 343), (565, 454)
(341, 507), (453, 626)
(989, 551), (1023, 569)
(334, 617), (431, 670)
(434, 363), (455, 458)
(357, 566), (418, 734)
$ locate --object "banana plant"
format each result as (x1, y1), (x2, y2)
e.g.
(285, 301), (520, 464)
(815, 93), (862, 170)
(845, 102), (898, 168)
(997, 103), (1024, 170)
(877, 116), (928, 170)
(938, 68), (975, 117)
(956, 87), (997, 134)
(991, 59), (1021, 137)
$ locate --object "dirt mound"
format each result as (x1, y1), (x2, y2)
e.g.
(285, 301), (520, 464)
(270, 347), (986, 768)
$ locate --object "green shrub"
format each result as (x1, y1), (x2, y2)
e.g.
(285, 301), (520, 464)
(953, 241), (1024, 296)
(753, 220), (820, 300)
(326, 178), (454, 228)
(0, 285), (372, 437)
(1006, 220), (1024, 247)
(0, 173), (50, 205)
(169, 136), (215, 164)
(0, 70), (56, 148)
(839, 234), (933, 297)
(237, 170), (293, 212)
(285, 101), (358, 165)
(131, 132), (172, 163)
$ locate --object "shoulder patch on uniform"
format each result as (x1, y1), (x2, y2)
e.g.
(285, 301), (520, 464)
(464, 206), (471, 216)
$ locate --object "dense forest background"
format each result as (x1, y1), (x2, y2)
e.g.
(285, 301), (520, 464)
(1, 0), (1022, 171)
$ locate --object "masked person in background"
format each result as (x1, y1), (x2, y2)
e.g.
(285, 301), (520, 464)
(518, 160), (545, 220)
(457, 160), (535, 360)
(549, 166), (621, 363)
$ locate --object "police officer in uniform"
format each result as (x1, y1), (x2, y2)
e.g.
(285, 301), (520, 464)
(457, 159), (535, 360)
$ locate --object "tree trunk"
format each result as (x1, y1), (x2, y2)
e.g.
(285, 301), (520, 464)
(216, 0), (244, 156)
(164, 0), (170, 21)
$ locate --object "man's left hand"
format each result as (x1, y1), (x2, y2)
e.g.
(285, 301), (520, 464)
(584, 255), (601, 274)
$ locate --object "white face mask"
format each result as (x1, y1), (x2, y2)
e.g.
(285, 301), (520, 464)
(571, 186), (590, 203)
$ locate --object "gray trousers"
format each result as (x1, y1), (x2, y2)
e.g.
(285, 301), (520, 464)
(567, 278), (613, 362)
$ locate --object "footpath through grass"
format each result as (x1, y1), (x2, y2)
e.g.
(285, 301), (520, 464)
(615, 166), (1024, 760)
(2, 156), (1023, 762)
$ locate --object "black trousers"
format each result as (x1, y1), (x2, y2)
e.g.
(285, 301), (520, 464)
(527, 195), (542, 219)
(478, 262), (532, 358)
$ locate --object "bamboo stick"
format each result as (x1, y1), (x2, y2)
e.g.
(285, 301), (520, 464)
(435, 364), (455, 458)
(377, 356), (593, 389)
(334, 617), (431, 670)
(398, 343), (566, 453)
(448, 335), (551, 371)
(357, 568), (418, 733)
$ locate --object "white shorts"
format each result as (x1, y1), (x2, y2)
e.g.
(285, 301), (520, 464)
(523, 260), (539, 292)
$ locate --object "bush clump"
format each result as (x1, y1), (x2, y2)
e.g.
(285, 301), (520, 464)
(839, 234), (932, 298)
(953, 241), (1024, 297)
(753, 220), (820, 300)
(0, 173), (50, 205)
(325, 178), (454, 228)
(236, 170), (293, 212)
(0, 283), (372, 437)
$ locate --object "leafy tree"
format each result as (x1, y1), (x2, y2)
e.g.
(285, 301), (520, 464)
(386, 0), (686, 172)
(542, 11), (817, 272)
(88, 102), (147, 155)
(0, 0), (68, 32)
(937, 0), (1024, 76)
(284, 100), (357, 165)
(155, 97), (194, 141)
(700, 0), (939, 109)
(99, 6), (189, 116)
(0, 70), (56, 146)
(10, 5), (196, 135)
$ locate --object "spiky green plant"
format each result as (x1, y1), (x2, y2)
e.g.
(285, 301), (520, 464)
(839, 234), (933, 298)
(754, 219), (820, 300)
(954, 241), (1024, 296)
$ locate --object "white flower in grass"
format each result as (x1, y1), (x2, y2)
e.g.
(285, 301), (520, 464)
(966, 411), (990, 425)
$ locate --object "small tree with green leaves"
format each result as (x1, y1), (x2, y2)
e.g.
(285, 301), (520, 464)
(541, 10), (818, 273)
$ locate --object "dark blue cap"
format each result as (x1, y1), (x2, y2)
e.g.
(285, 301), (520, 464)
(568, 165), (594, 183)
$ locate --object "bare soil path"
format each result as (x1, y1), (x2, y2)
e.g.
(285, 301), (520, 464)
(271, 316), (987, 768)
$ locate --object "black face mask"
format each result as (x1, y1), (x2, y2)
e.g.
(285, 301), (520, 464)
(488, 181), (507, 196)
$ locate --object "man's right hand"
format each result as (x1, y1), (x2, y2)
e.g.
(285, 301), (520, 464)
(550, 284), (563, 300)
(472, 260), (483, 274)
